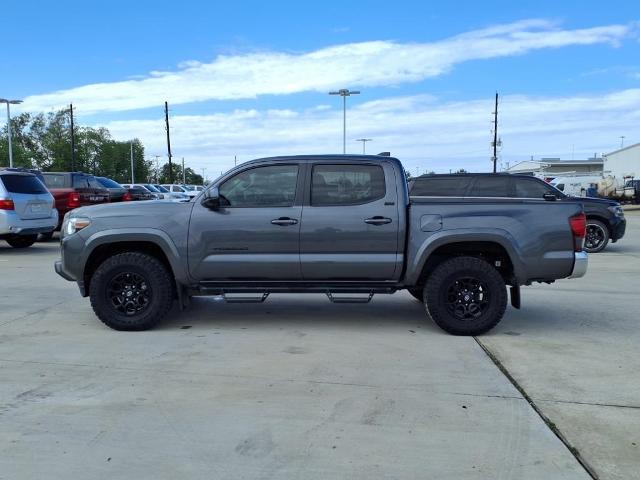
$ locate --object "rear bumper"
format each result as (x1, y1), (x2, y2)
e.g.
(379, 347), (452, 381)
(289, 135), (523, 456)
(568, 251), (588, 279)
(0, 211), (57, 236)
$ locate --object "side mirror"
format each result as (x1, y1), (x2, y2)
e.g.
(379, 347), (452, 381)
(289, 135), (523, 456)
(543, 193), (558, 201)
(201, 187), (221, 211)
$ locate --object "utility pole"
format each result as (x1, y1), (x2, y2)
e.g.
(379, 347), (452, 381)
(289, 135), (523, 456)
(329, 89), (360, 154)
(70, 104), (76, 171)
(154, 155), (161, 182)
(164, 101), (173, 183)
(491, 92), (498, 174)
(182, 157), (186, 184)
(130, 142), (135, 184)
(201, 168), (206, 183)
(355, 138), (372, 154)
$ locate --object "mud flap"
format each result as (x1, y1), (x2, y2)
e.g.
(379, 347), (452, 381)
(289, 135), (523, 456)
(510, 285), (521, 309)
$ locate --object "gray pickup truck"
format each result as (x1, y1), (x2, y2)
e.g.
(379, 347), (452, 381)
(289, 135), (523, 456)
(55, 155), (588, 335)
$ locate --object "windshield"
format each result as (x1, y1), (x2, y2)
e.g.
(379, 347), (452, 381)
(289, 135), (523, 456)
(182, 185), (195, 191)
(96, 177), (123, 188)
(154, 184), (169, 193)
(143, 184), (160, 192)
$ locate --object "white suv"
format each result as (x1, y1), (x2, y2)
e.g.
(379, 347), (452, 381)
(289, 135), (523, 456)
(0, 170), (58, 248)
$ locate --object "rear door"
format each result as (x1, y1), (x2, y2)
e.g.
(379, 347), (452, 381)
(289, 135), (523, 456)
(0, 174), (53, 219)
(299, 162), (400, 280)
(73, 175), (110, 204)
(188, 163), (304, 280)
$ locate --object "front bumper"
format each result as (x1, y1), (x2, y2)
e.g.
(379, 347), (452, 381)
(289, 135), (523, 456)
(611, 217), (626, 242)
(568, 251), (588, 279)
(55, 260), (74, 281)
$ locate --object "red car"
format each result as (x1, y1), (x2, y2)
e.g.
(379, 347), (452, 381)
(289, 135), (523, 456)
(41, 172), (110, 236)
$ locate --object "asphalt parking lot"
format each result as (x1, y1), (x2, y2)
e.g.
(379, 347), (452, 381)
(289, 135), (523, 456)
(1, 212), (638, 480)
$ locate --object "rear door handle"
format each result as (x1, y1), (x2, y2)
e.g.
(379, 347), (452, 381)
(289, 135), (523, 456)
(271, 217), (299, 226)
(364, 216), (392, 225)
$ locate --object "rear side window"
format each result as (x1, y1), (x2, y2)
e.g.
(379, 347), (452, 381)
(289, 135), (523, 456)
(410, 177), (471, 196)
(73, 175), (103, 189)
(42, 174), (67, 188)
(312, 164), (385, 206)
(468, 177), (511, 197)
(514, 177), (553, 198)
(0, 174), (49, 194)
(97, 177), (122, 188)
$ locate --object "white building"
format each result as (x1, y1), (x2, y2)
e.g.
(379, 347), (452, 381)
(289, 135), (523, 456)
(603, 143), (639, 181)
(505, 157), (603, 177)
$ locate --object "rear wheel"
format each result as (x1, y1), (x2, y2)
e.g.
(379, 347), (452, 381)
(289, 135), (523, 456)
(584, 220), (609, 253)
(424, 256), (507, 336)
(89, 252), (174, 331)
(6, 235), (38, 249)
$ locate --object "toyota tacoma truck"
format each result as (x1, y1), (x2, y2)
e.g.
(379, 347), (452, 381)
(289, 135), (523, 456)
(54, 155), (588, 335)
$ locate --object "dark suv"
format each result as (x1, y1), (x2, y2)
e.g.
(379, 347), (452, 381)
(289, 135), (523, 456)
(409, 173), (626, 253)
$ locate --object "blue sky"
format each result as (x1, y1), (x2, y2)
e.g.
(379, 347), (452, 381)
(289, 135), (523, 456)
(2, 0), (639, 176)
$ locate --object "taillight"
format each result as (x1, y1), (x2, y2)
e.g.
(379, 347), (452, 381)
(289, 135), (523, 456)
(68, 192), (81, 209)
(569, 212), (586, 252)
(123, 191), (133, 201)
(0, 199), (15, 210)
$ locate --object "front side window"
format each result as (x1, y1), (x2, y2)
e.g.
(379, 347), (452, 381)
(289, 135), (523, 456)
(219, 164), (299, 207)
(514, 178), (553, 198)
(311, 164), (385, 206)
(468, 176), (511, 197)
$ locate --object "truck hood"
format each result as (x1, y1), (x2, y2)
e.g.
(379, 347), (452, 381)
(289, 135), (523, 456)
(71, 199), (193, 220)
(567, 196), (620, 207)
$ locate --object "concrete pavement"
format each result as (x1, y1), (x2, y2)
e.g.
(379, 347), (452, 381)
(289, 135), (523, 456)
(2, 215), (638, 479)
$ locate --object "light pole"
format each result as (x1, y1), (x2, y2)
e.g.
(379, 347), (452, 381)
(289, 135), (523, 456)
(0, 98), (23, 168)
(329, 89), (360, 154)
(355, 138), (372, 154)
(620, 136), (625, 149)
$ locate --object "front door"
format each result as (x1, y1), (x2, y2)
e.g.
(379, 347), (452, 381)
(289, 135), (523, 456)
(188, 164), (303, 281)
(299, 162), (400, 280)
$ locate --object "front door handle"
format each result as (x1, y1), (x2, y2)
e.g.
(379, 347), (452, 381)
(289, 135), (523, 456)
(365, 216), (392, 225)
(271, 217), (299, 226)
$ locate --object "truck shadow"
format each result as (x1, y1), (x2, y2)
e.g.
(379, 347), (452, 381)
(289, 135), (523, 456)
(158, 293), (444, 333)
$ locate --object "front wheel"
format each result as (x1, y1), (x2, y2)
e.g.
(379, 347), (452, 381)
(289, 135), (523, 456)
(584, 220), (609, 253)
(424, 256), (507, 336)
(89, 252), (174, 331)
(6, 235), (38, 249)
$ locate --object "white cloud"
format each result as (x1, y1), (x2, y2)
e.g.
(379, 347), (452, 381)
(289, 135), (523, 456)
(101, 89), (640, 177)
(21, 19), (637, 114)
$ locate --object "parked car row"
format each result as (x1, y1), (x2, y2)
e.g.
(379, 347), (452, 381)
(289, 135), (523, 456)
(408, 173), (626, 253)
(1, 168), (200, 248)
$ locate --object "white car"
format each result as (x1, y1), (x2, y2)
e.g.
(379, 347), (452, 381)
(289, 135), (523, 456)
(162, 184), (198, 198)
(0, 170), (58, 248)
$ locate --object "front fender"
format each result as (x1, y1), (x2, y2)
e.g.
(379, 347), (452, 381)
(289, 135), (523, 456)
(404, 228), (526, 285)
(80, 228), (190, 285)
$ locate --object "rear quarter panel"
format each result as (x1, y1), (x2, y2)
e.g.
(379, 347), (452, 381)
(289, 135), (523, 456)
(405, 197), (583, 285)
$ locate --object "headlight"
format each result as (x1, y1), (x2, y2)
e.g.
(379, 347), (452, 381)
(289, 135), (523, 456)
(608, 205), (624, 217)
(64, 217), (92, 236)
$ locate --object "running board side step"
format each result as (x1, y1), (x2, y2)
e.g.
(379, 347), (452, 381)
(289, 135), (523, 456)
(326, 291), (374, 303)
(222, 293), (270, 303)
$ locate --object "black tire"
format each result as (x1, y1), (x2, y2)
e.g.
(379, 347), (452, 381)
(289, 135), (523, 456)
(584, 219), (609, 253)
(408, 288), (424, 302)
(424, 256), (507, 336)
(6, 235), (38, 249)
(39, 231), (54, 241)
(89, 252), (174, 331)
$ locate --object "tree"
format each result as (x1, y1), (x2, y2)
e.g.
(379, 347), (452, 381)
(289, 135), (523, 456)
(158, 163), (203, 184)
